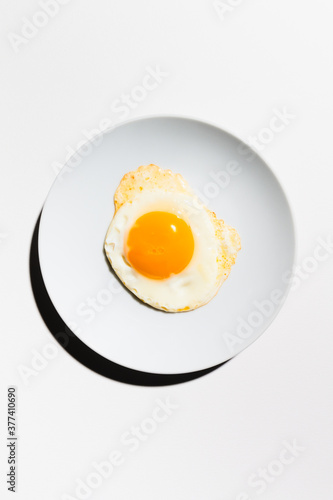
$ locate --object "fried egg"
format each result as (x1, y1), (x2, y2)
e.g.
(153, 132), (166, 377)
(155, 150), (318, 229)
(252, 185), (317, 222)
(104, 164), (241, 312)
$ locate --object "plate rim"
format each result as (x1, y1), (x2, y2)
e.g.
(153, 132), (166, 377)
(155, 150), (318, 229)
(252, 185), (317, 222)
(38, 114), (297, 374)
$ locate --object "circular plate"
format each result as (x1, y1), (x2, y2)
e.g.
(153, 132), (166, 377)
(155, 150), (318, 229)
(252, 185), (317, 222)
(39, 116), (295, 374)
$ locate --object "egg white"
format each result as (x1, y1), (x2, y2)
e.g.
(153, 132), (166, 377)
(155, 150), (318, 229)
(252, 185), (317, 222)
(104, 190), (223, 312)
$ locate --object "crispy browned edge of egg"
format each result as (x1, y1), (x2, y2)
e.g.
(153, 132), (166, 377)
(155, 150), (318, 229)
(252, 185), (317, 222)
(105, 164), (241, 312)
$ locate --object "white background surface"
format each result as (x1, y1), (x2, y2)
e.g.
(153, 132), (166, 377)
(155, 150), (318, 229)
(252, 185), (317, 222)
(1, 0), (333, 498)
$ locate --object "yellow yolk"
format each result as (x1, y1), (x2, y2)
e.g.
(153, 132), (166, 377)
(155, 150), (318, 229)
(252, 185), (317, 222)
(125, 211), (194, 279)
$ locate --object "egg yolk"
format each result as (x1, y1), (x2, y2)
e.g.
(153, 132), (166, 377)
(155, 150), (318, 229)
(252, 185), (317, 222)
(125, 211), (194, 279)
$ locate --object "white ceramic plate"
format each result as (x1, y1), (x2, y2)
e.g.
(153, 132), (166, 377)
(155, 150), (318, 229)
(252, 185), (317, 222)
(39, 116), (295, 374)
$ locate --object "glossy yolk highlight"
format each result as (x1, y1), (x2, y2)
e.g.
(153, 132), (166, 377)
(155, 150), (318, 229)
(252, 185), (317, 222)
(125, 211), (194, 279)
